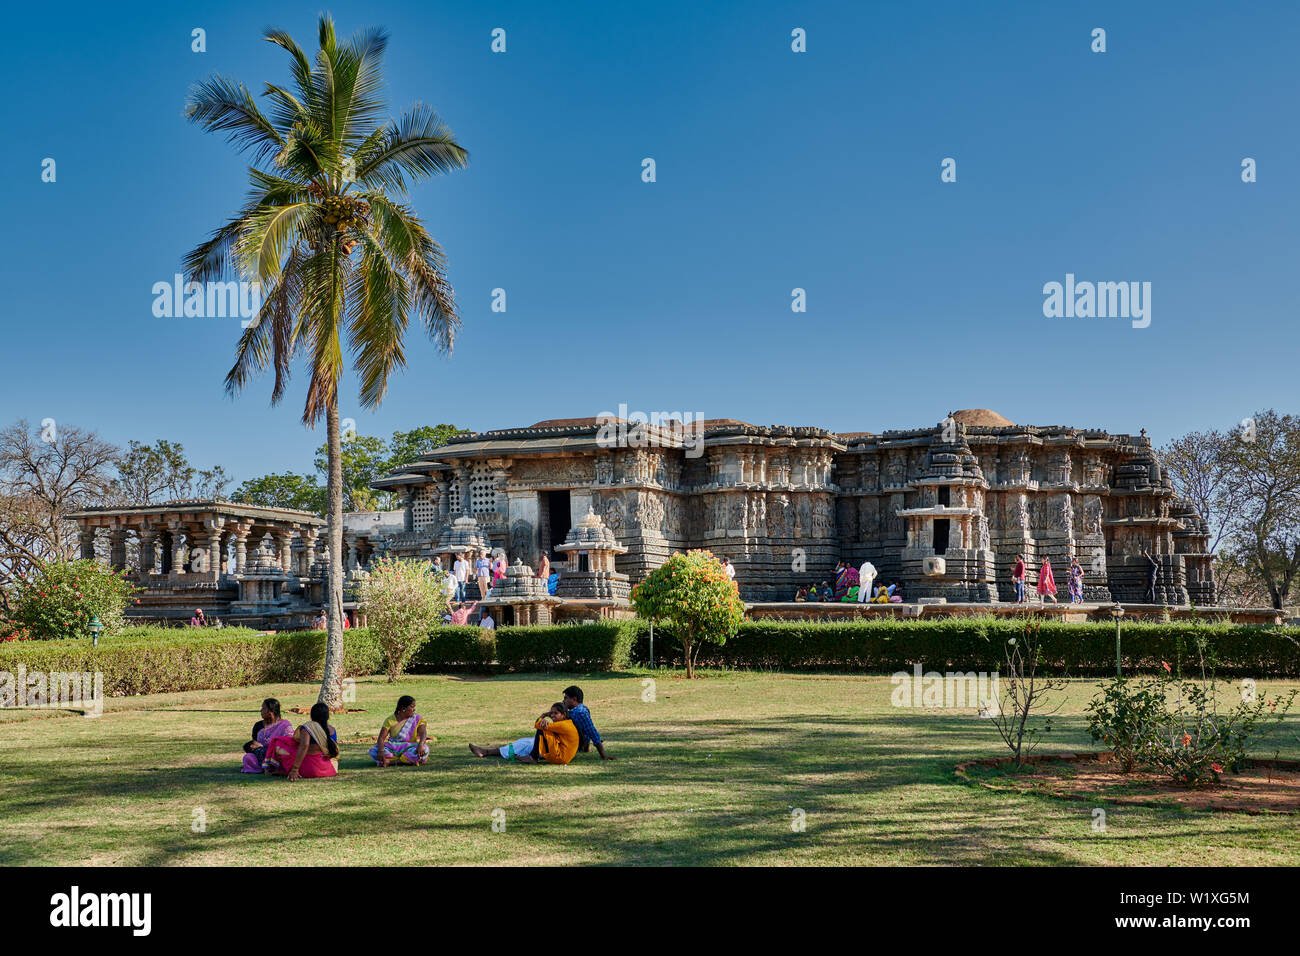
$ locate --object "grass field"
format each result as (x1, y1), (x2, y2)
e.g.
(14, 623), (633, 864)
(2, 671), (1299, 866)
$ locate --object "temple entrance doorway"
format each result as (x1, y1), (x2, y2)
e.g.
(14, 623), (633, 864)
(543, 490), (572, 560)
(933, 519), (950, 555)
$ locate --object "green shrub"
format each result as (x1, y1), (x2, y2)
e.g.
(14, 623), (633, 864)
(0, 627), (380, 697)
(1086, 668), (1299, 785)
(358, 557), (450, 681)
(495, 622), (639, 672)
(631, 617), (1300, 676)
(631, 550), (745, 677)
(10, 560), (142, 640)
(409, 626), (498, 672)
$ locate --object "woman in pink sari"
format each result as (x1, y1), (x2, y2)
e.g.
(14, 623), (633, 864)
(241, 698), (293, 773)
(1037, 559), (1058, 604)
(263, 703), (339, 780)
(492, 550), (508, 587)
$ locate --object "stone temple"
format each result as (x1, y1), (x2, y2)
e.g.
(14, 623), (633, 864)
(360, 409), (1216, 607)
(68, 409), (1227, 627)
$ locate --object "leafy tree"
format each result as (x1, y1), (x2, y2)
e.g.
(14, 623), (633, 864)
(630, 550), (745, 678)
(234, 423), (467, 516)
(314, 434), (388, 511)
(0, 421), (119, 613)
(1219, 411), (1300, 609)
(184, 14), (468, 709)
(115, 440), (231, 505)
(231, 472), (326, 513)
(357, 556), (450, 681)
(384, 424), (469, 473)
(1161, 410), (1300, 609)
(1157, 428), (1236, 554)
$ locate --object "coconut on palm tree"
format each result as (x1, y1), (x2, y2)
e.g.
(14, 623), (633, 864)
(183, 14), (467, 708)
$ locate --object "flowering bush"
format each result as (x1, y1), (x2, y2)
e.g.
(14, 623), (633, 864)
(1086, 660), (1297, 786)
(11, 560), (141, 641)
(0, 619), (33, 642)
(357, 557), (451, 682)
(630, 550), (746, 678)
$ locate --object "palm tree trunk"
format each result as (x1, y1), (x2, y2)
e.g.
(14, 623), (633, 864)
(318, 397), (346, 709)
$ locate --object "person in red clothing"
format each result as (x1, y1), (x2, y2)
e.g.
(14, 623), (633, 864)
(1012, 554), (1027, 603)
(1037, 559), (1058, 605)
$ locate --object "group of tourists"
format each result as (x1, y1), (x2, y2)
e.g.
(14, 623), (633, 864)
(240, 685), (613, 779)
(793, 560), (901, 604)
(786, 550), (1161, 607)
(429, 549), (561, 628)
(1010, 554), (1088, 605)
(240, 698), (340, 780)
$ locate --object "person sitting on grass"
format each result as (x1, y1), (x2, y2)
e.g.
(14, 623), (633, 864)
(240, 697), (293, 773)
(263, 702), (339, 780)
(468, 702), (579, 765)
(563, 684), (615, 760)
(370, 695), (430, 767)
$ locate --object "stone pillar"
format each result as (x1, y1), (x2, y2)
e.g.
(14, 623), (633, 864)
(300, 528), (319, 576)
(456, 465), (473, 515)
(400, 489), (414, 532)
(108, 527), (129, 571)
(138, 528), (157, 574)
(204, 516), (226, 578)
(345, 534), (359, 571)
(278, 531), (294, 575)
(168, 521), (188, 573)
(230, 522), (252, 573)
(435, 476), (451, 522)
(79, 528), (97, 561)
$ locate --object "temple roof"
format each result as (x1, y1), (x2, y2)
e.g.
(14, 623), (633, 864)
(67, 499), (324, 526)
(949, 409), (1015, 427)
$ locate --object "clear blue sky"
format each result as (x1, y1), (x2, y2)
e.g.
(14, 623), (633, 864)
(4, 0), (1297, 485)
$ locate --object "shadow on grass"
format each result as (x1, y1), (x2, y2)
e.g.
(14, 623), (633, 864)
(7, 704), (1290, 865)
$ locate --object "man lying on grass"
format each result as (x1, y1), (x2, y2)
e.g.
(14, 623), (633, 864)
(469, 702), (579, 765)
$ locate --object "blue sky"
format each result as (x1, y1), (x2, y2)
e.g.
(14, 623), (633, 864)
(4, 0), (1297, 485)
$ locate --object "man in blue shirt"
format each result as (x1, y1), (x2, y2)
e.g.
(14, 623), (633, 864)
(562, 685), (615, 760)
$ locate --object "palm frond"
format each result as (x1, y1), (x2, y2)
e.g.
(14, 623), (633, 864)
(233, 202), (312, 285)
(353, 103), (467, 193)
(184, 76), (284, 161)
(346, 231), (411, 408)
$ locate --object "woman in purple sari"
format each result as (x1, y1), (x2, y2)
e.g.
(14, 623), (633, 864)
(241, 698), (293, 773)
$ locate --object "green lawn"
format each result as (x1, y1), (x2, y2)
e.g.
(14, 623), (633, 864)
(2, 671), (1298, 866)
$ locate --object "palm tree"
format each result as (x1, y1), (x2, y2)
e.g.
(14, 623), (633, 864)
(183, 14), (468, 708)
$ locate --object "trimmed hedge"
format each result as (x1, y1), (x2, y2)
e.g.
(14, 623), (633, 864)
(409, 626), (498, 672)
(631, 617), (1300, 677)
(0, 622), (640, 697)
(4, 619), (1298, 699)
(0, 628), (381, 697)
(494, 622), (639, 673)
